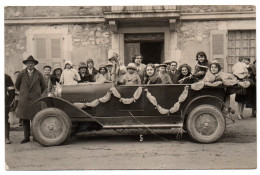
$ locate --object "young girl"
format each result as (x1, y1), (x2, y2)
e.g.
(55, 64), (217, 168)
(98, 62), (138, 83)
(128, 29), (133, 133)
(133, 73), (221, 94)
(178, 64), (198, 84)
(94, 64), (111, 84)
(60, 60), (81, 85)
(143, 63), (162, 84)
(193, 51), (210, 80)
(119, 63), (141, 85)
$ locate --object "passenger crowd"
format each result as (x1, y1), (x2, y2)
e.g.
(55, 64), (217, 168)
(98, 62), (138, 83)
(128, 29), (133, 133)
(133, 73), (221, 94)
(5, 51), (256, 144)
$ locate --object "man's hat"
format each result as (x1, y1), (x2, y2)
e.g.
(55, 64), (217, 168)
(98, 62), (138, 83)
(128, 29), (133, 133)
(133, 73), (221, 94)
(163, 61), (171, 64)
(78, 62), (87, 70)
(126, 63), (137, 70)
(22, 55), (38, 65)
(43, 65), (52, 70)
(53, 64), (62, 72)
(106, 62), (113, 67)
(158, 64), (167, 68)
(86, 58), (94, 64)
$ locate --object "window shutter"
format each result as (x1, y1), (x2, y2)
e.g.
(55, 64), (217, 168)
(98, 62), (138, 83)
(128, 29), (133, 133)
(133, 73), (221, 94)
(210, 30), (227, 72)
(51, 39), (61, 59)
(35, 38), (47, 60)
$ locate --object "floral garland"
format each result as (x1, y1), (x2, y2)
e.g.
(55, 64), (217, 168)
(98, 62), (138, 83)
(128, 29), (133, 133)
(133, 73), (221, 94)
(145, 86), (189, 115)
(74, 86), (143, 108)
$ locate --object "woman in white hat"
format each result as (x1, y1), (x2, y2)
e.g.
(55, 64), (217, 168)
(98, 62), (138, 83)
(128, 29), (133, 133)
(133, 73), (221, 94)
(60, 60), (81, 85)
(118, 63), (141, 85)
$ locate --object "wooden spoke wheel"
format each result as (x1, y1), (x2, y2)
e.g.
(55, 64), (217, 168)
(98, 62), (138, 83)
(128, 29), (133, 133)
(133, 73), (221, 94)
(32, 108), (72, 146)
(186, 105), (225, 143)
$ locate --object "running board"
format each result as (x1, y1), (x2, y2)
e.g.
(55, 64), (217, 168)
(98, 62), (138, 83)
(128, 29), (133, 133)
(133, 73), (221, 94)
(102, 123), (183, 129)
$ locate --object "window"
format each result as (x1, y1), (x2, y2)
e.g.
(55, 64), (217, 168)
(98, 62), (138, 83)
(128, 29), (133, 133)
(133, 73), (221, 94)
(227, 30), (256, 72)
(34, 35), (63, 73)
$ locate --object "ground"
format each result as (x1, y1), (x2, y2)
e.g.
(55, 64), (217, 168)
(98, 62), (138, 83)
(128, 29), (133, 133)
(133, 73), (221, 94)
(5, 107), (256, 170)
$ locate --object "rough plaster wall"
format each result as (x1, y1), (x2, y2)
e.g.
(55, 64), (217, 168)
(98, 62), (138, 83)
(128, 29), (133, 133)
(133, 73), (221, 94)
(176, 21), (218, 70)
(5, 23), (112, 78)
(5, 25), (28, 78)
(181, 5), (255, 13)
(69, 24), (112, 69)
(5, 6), (103, 18)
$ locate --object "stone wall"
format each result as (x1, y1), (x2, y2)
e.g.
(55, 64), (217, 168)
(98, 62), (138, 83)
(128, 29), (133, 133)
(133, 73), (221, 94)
(5, 25), (28, 78)
(176, 21), (218, 68)
(69, 24), (112, 69)
(5, 23), (112, 80)
(5, 6), (104, 18)
(181, 5), (255, 13)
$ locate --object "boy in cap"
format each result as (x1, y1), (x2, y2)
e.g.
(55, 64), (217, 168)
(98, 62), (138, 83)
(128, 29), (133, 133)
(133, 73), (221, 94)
(158, 64), (172, 84)
(119, 63), (141, 85)
(60, 60), (81, 85)
(43, 65), (52, 85)
(86, 58), (98, 82)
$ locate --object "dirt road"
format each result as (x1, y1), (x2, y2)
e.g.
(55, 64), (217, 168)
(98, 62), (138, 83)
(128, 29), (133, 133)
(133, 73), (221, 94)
(5, 113), (256, 170)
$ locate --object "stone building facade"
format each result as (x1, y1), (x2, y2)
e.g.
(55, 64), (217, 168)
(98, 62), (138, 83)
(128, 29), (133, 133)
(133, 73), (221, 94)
(5, 6), (256, 78)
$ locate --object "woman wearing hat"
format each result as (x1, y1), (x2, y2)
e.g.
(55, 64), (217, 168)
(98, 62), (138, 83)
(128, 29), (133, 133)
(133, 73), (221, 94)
(15, 55), (46, 143)
(132, 54), (146, 82)
(60, 60), (81, 85)
(86, 58), (98, 82)
(158, 64), (172, 84)
(78, 62), (92, 83)
(94, 64), (111, 84)
(177, 64), (198, 84)
(47, 64), (63, 95)
(118, 63), (141, 85)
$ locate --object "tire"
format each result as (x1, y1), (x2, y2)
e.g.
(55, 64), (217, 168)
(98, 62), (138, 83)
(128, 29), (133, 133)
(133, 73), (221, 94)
(32, 108), (72, 146)
(186, 104), (225, 143)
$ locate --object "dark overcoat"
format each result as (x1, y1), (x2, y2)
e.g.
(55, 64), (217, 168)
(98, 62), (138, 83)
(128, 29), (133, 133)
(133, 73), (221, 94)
(15, 69), (46, 120)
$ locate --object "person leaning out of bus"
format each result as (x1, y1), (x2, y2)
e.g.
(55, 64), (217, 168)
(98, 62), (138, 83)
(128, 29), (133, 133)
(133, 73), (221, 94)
(177, 64), (199, 84)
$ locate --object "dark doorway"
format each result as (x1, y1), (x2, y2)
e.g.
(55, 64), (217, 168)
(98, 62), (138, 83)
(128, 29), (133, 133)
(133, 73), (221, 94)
(124, 33), (164, 65)
(140, 42), (163, 64)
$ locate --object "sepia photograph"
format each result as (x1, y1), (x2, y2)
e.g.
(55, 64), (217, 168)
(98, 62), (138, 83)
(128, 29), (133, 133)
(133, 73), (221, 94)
(4, 2), (257, 172)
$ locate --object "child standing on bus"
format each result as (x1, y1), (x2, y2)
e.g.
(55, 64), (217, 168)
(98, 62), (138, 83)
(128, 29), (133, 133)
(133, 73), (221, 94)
(119, 63), (141, 85)
(60, 60), (81, 85)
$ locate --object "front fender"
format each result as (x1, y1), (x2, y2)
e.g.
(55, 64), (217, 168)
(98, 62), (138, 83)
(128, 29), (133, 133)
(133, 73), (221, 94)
(33, 97), (103, 126)
(182, 95), (225, 118)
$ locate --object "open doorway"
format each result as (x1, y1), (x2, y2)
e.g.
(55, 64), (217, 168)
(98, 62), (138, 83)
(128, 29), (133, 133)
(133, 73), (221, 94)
(140, 42), (164, 64)
(124, 33), (164, 65)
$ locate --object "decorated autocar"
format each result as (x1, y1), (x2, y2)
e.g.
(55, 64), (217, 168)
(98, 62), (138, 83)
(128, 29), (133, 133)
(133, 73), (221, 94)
(32, 81), (243, 146)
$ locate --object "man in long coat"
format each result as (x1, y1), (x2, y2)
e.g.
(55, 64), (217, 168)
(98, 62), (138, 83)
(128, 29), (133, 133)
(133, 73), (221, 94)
(15, 55), (46, 143)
